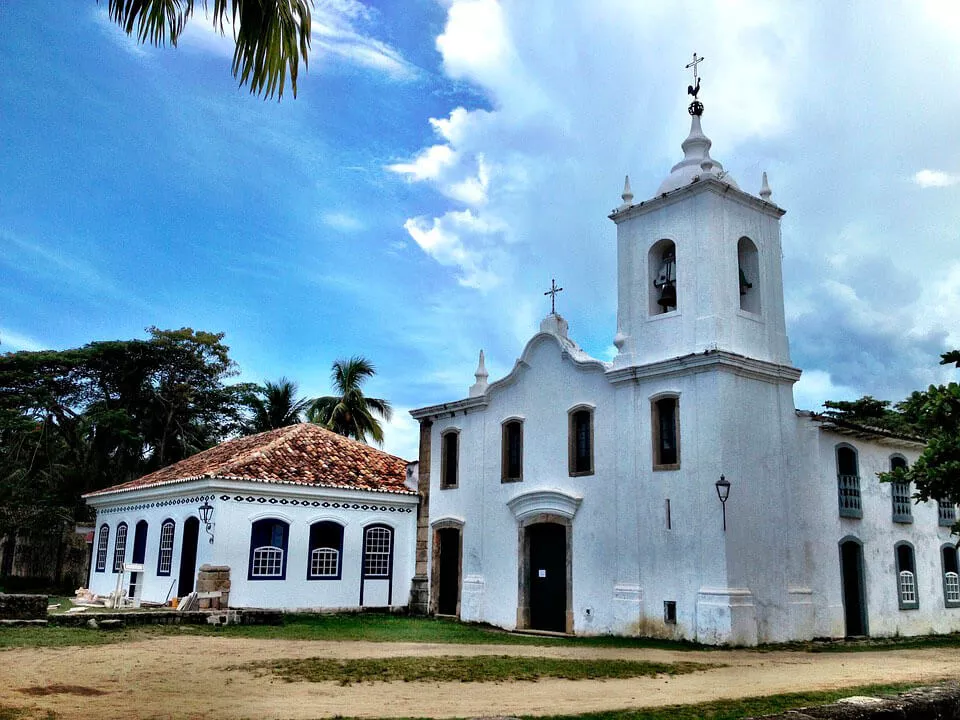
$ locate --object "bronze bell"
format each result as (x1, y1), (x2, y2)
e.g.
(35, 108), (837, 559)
(657, 282), (677, 308)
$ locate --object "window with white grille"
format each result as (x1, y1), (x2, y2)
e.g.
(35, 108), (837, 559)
(363, 526), (392, 578)
(95, 525), (109, 572)
(112, 523), (128, 573)
(311, 548), (339, 577)
(157, 521), (175, 576)
(895, 542), (918, 609)
(248, 519), (288, 579)
(939, 500), (957, 527)
(308, 521), (343, 579)
(252, 546), (284, 577)
(943, 545), (960, 608)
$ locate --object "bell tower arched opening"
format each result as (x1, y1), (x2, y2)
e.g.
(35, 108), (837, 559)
(649, 239), (677, 315)
(738, 236), (760, 314)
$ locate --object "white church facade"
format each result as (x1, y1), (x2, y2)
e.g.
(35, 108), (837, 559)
(409, 80), (960, 644)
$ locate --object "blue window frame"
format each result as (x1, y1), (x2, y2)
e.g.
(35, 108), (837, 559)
(307, 521), (344, 580)
(112, 522), (128, 573)
(157, 519), (176, 577)
(248, 518), (289, 580)
(95, 524), (109, 572)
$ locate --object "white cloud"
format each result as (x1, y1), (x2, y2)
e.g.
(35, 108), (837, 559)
(793, 370), (859, 413)
(914, 169), (960, 188)
(402, 210), (504, 290)
(0, 328), (45, 353)
(322, 212), (364, 232)
(381, 406), (420, 461)
(387, 145), (457, 181)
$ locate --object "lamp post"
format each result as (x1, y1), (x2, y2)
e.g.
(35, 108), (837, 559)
(715, 475), (731, 532)
(198, 500), (215, 544)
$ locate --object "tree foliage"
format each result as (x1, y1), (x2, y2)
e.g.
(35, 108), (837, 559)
(0, 327), (249, 536)
(307, 356), (392, 444)
(103, 0), (313, 99)
(242, 377), (310, 434)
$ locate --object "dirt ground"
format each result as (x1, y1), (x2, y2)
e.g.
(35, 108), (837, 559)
(1, 636), (958, 719)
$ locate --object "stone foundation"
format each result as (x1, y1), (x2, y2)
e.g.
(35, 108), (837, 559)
(0, 593), (47, 619)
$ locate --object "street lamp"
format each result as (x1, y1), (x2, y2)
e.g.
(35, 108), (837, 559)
(715, 475), (731, 532)
(198, 500), (215, 544)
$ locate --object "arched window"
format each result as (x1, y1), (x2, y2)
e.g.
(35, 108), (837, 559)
(248, 518), (289, 580)
(308, 521), (344, 580)
(836, 444), (861, 518)
(501, 419), (523, 482)
(363, 524), (393, 579)
(157, 519), (176, 577)
(649, 239), (677, 315)
(737, 236), (760, 313)
(652, 396), (680, 469)
(112, 522), (128, 573)
(895, 542), (918, 610)
(441, 429), (459, 489)
(942, 544), (960, 608)
(889, 456), (912, 523)
(568, 406), (594, 476)
(95, 524), (110, 573)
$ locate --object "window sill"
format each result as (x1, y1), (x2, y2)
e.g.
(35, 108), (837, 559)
(307, 575), (343, 581)
(646, 310), (681, 323)
(839, 510), (863, 519)
(439, 484), (459, 490)
(945, 602), (960, 609)
(898, 604), (920, 611)
(653, 463), (680, 472)
(892, 516), (913, 524)
(501, 477), (523, 484)
(568, 470), (594, 478)
(736, 309), (764, 323)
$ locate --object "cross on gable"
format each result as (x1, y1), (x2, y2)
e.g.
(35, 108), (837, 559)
(544, 278), (563, 315)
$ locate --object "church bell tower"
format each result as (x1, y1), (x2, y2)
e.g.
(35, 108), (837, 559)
(609, 56), (791, 371)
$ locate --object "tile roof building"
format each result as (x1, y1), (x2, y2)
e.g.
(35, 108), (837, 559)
(84, 423), (419, 611)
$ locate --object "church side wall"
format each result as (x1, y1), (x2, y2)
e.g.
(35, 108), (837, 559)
(805, 429), (959, 638)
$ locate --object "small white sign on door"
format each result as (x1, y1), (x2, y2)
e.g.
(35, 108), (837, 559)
(538, 569), (546, 578)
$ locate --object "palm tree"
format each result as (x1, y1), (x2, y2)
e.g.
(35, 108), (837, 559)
(307, 357), (392, 444)
(103, 0), (312, 98)
(244, 378), (311, 434)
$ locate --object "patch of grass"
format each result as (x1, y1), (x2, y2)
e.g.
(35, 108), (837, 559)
(199, 613), (710, 650)
(520, 682), (925, 720)
(241, 655), (716, 685)
(0, 624), (193, 650)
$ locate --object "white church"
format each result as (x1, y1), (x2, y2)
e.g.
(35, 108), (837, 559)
(408, 67), (960, 644)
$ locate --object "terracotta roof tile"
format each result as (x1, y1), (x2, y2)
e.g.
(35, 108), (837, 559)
(85, 424), (414, 498)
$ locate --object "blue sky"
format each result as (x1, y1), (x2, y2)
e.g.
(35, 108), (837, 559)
(2, 0), (959, 460)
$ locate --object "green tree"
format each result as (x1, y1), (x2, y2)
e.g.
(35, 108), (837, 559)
(103, 0), (312, 99)
(243, 377), (310, 433)
(877, 352), (960, 531)
(307, 356), (392, 444)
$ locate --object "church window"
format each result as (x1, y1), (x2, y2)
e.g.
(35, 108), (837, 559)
(248, 518), (289, 579)
(95, 525), (109, 572)
(890, 456), (912, 524)
(939, 499), (957, 527)
(942, 545), (960, 608)
(112, 522), (128, 573)
(441, 430), (459, 489)
(501, 419), (523, 482)
(157, 519), (175, 576)
(895, 542), (918, 610)
(652, 396), (680, 470)
(568, 406), (594, 476)
(363, 524), (393, 578)
(308, 521), (344, 579)
(737, 236), (761, 313)
(836, 445), (862, 518)
(649, 240), (677, 315)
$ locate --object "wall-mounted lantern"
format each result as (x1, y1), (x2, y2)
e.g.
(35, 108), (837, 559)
(198, 500), (215, 544)
(715, 475), (731, 532)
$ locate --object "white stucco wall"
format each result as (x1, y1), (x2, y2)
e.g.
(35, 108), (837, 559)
(86, 478), (418, 610)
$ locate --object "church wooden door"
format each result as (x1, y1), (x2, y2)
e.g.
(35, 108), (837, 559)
(129, 520), (148, 597)
(528, 523), (566, 632)
(840, 539), (867, 637)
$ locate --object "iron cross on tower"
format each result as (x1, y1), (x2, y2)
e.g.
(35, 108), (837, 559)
(686, 51), (703, 99)
(544, 278), (563, 315)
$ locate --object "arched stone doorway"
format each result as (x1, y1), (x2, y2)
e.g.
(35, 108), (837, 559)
(431, 518), (463, 617)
